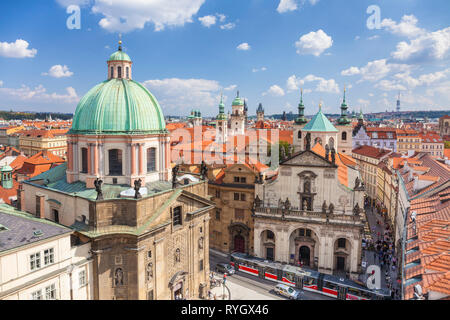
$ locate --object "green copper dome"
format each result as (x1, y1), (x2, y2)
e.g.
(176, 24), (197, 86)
(108, 50), (131, 62)
(303, 108), (338, 132)
(70, 79), (166, 134)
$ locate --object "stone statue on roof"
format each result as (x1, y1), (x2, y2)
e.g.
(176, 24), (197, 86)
(305, 133), (311, 151)
(134, 178), (142, 199)
(94, 178), (103, 200)
(200, 161), (208, 180)
(172, 165), (179, 189)
(331, 147), (336, 164)
(325, 144), (330, 161)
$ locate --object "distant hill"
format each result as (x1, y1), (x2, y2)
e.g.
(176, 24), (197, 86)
(0, 110), (73, 121)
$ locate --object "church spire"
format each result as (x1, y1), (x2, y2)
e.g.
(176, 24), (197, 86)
(337, 86), (350, 125)
(295, 88), (307, 125)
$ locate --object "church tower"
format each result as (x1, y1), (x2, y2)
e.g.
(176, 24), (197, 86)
(67, 40), (170, 188)
(256, 103), (264, 122)
(335, 87), (353, 154)
(230, 91), (245, 136)
(293, 89), (308, 153)
(215, 94), (228, 143)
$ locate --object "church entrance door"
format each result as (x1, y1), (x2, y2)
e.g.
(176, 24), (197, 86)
(234, 235), (245, 253)
(336, 256), (346, 271)
(299, 246), (310, 266)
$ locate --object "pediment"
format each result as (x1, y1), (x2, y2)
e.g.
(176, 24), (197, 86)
(281, 150), (334, 167)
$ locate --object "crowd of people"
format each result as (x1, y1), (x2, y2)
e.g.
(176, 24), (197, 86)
(364, 203), (402, 300)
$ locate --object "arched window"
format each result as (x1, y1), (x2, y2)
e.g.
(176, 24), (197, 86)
(338, 238), (346, 248)
(108, 149), (123, 175)
(126, 67), (129, 79)
(147, 148), (156, 172)
(81, 147), (88, 173)
(298, 131), (302, 139)
(117, 66), (122, 79)
(266, 230), (274, 240)
(328, 137), (335, 149)
(342, 131), (347, 141)
(110, 67), (114, 78)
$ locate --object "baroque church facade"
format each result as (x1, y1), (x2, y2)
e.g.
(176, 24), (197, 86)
(253, 96), (366, 280)
(19, 42), (214, 300)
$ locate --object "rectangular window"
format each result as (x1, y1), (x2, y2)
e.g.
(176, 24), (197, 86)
(241, 177), (246, 183)
(215, 190), (220, 198)
(118, 66), (122, 78)
(45, 284), (56, 300)
(35, 196), (40, 216)
(234, 193), (240, 201)
(31, 289), (43, 300)
(173, 206), (182, 226)
(234, 177), (239, 183)
(199, 259), (204, 271)
(234, 209), (244, 220)
(240, 193), (246, 201)
(79, 270), (87, 288)
(299, 229), (305, 236)
(147, 148), (156, 172)
(44, 248), (54, 265)
(30, 252), (41, 271)
(215, 210), (220, 221)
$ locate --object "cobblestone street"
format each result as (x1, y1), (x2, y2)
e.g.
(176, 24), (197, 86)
(362, 204), (400, 299)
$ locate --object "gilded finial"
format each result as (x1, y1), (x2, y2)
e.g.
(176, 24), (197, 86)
(118, 33), (123, 51)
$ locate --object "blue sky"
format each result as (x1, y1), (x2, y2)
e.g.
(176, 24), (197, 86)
(0, 0), (449, 117)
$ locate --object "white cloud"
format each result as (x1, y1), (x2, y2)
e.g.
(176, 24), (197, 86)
(220, 22), (235, 30)
(354, 36), (360, 41)
(277, 0), (298, 13)
(143, 78), (222, 115)
(341, 59), (412, 82)
(375, 80), (407, 91)
(217, 14), (226, 23)
(223, 84), (237, 91)
(368, 35), (379, 40)
(277, 0), (320, 13)
(286, 74), (339, 93)
(380, 15), (425, 38)
(91, 0), (206, 32)
(391, 27), (450, 63)
(0, 39), (37, 58)
(237, 43), (251, 51)
(295, 29), (332, 56)
(252, 67), (267, 73)
(263, 85), (285, 97)
(341, 66), (360, 76)
(0, 84), (78, 103)
(0, 81), (3, 87)
(42, 65), (74, 78)
(198, 15), (216, 28)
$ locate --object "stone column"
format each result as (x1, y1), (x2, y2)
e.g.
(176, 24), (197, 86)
(138, 143), (144, 175)
(98, 143), (104, 176)
(67, 141), (73, 171)
(93, 143), (99, 176)
(130, 144), (136, 176)
(73, 142), (79, 173)
(87, 143), (92, 175)
(253, 226), (261, 258)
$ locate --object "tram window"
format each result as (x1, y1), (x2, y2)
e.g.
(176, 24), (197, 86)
(284, 271), (295, 282)
(304, 276), (317, 286)
(324, 281), (338, 291)
(360, 290), (372, 299)
(266, 267), (276, 275)
(347, 287), (361, 297)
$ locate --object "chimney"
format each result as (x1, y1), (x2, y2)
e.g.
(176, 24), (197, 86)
(17, 184), (26, 211)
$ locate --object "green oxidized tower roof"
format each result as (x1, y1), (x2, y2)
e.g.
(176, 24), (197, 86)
(303, 103), (338, 132)
(337, 87), (351, 125)
(232, 91), (244, 106)
(295, 89), (308, 125)
(216, 94), (227, 121)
